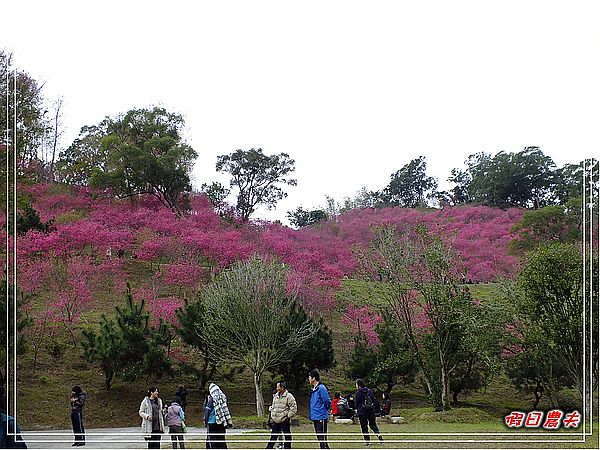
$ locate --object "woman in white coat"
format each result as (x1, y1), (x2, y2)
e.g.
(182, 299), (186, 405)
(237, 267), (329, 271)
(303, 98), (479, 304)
(139, 386), (166, 449)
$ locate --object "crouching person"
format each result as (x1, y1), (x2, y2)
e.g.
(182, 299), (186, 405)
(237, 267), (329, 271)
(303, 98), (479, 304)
(266, 381), (297, 449)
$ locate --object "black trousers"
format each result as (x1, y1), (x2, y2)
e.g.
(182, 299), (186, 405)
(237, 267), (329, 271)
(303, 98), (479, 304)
(265, 419), (291, 449)
(207, 423), (227, 449)
(358, 412), (381, 442)
(170, 425), (186, 449)
(148, 432), (162, 449)
(71, 411), (85, 443)
(312, 419), (330, 449)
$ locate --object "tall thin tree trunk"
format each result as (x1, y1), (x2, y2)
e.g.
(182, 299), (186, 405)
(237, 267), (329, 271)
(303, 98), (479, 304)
(439, 344), (450, 410)
(254, 371), (265, 417)
(50, 97), (62, 179)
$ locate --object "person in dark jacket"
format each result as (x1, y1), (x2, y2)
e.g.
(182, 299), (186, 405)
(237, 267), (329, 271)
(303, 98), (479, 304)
(175, 385), (189, 412)
(354, 379), (383, 444)
(69, 385), (86, 446)
(381, 392), (392, 417)
(308, 370), (331, 449)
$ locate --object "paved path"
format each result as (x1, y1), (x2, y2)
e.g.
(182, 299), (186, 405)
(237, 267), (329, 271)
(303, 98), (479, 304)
(22, 426), (259, 449)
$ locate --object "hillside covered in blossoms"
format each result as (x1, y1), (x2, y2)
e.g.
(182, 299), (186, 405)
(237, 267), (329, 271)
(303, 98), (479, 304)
(4, 182), (523, 331)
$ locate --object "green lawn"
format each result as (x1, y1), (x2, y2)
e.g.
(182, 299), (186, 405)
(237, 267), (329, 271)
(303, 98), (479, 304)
(181, 421), (598, 449)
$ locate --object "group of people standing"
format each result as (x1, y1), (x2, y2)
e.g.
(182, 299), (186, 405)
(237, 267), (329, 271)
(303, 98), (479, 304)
(59, 372), (387, 449)
(139, 382), (232, 449)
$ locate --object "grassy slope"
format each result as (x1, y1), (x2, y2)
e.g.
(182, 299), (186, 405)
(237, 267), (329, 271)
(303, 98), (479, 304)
(15, 274), (593, 444)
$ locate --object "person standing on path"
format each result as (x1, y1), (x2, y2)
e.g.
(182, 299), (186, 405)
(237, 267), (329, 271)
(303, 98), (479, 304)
(265, 381), (297, 449)
(204, 383), (232, 449)
(139, 386), (166, 449)
(175, 385), (189, 412)
(354, 379), (383, 445)
(308, 370), (331, 449)
(167, 396), (186, 449)
(69, 385), (86, 446)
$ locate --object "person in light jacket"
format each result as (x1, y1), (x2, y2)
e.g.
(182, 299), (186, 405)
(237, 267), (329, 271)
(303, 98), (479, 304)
(166, 396), (185, 449)
(265, 381), (297, 449)
(139, 386), (166, 449)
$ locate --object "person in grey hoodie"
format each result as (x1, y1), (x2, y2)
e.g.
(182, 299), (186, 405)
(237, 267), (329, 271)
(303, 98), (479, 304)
(69, 386), (86, 447)
(166, 396), (185, 449)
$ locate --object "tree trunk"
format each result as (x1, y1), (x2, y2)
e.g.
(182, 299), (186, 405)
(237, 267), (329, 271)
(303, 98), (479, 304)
(532, 381), (543, 409)
(439, 345), (450, 410)
(254, 371), (266, 417)
(105, 371), (113, 390)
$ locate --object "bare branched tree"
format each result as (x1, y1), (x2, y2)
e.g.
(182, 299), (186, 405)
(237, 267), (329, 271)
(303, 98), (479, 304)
(197, 256), (318, 416)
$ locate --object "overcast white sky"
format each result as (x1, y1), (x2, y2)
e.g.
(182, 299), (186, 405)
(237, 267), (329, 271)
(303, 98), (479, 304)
(2, 0), (599, 224)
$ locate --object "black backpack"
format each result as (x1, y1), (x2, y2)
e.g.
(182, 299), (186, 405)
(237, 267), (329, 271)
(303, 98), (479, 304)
(337, 398), (349, 415)
(362, 390), (375, 412)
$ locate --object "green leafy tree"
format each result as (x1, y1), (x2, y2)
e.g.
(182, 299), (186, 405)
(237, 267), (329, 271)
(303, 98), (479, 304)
(516, 243), (598, 412)
(509, 201), (584, 255)
(340, 186), (380, 212)
(2, 204), (51, 235)
(16, 205), (49, 234)
(347, 314), (417, 394)
(56, 121), (111, 185)
(355, 225), (488, 410)
(450, 147), (557, 208)
(447, 167), (472, 204)
(346, 333), (377, 382)
(68, 107), (198, 215)
(286, 207), (328, 228)
(196, 256), (318, 416)
(200, 181), (231, 215)
(448, 297), (506, 405)
(175, 298), (217, 394)
(380, 156), (438, 208)
(0, 50), (52, 163)
(216, 148), (297, 220)
(0, 280), (32, 388)
(82, 285), (172, 389)
(82, 314), (123, 390)
(271, 307), (335, 392)
(554, 160), (599, 205)
(504, 320), (573, 409)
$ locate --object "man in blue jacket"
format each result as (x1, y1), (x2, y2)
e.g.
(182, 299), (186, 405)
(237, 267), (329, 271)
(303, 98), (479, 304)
(308, 370), (331, 449)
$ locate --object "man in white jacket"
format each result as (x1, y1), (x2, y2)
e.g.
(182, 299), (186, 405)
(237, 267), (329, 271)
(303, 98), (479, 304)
(139, 386), (165, 449)
(266, 381), (297, 449)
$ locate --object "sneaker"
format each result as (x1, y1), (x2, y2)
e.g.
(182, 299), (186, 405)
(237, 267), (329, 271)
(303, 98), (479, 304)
(378, 434), (384, 444)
